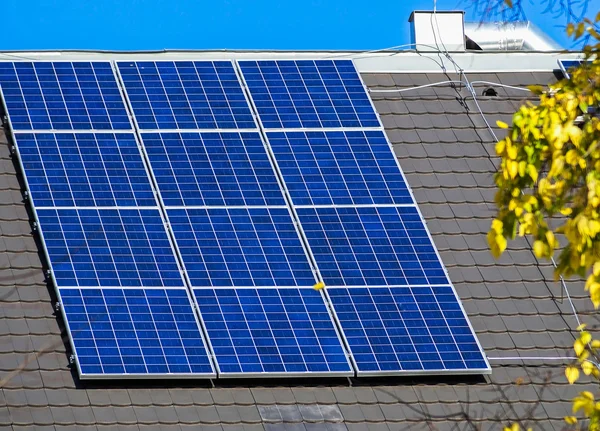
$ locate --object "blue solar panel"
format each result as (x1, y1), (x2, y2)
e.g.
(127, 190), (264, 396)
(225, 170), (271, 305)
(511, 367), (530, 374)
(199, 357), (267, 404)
(194, 287), (352, 376)
(267, 129), (411, 206)
(141, 131), (286, 207)
(327, 286), (488, 374)
(37, 208), (184, 288)
(558, 59), (590, 78)
(167, 207), (315, 288)
(117, 61), (256, 130)
(0, 62), (131, 131)
(16, 132), (156, 208)
(239, 59), (379, 129)
(60, 287), (215, 377)
(297, 206), (449, 287)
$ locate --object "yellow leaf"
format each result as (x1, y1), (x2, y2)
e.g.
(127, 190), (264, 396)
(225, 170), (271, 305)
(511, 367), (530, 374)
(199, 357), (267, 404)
(545, 230), (556, 248)
(497, 120), (509, 129)
(580, 331), (591, 345)
(503, 423), (519, 431)
(495, 235), (507, 257)
(560, 207), (573, 216)
(527, 165), (538, 183)
(582, 360), (594, 375)
(496, 140), (506, 155)
(564, 416), (577, 425)
(533, 240), (545, 258)
(573, 391), (595, 415)
(591, 339), (600, 349)
(491, 219), (504, 234)
(508, 161), (518, 179)
(313, 281), (325, 291)
(574, 339), (585, 356)
(566, 366), (580, 384)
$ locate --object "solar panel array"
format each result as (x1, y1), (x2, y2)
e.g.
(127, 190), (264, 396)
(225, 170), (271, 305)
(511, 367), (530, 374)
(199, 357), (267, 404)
(120, 60), (353, 377)
(0, 58), (490, 379)
(1, 61), (215, 379)
(240, 59), (489, 375)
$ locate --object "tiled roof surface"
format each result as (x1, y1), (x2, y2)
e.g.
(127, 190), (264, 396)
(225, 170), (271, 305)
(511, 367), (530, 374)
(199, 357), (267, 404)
(0, 69), (597, 431)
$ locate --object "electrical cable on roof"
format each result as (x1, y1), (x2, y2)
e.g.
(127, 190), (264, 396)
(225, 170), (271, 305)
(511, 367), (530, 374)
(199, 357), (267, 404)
(487, 356), (600, 371)
(368, 80), (532, 94)
(425, 4), (585, 336)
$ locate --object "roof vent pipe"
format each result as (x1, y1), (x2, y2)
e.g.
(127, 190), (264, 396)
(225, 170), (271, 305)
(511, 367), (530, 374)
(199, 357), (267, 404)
(464, 21), (562, 51)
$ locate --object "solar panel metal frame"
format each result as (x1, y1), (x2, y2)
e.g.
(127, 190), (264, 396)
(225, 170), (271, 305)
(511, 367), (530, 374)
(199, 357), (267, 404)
(137, 130), (289, 208)
(325, 285), (490, 377)
(263, 129), (414, 206)
(166, 204), (319, 289)
(236, 60), (381, 131)
(12, 131), (160, 208)
(59, 286), (217, 379)
(237, 58), (491, 376)
(0, 61), (134, 133)
(193, 286), (354, 378)
(557, 59), (590, 79)
(0, 78), (217, 379)
(114, 60), (259, 133)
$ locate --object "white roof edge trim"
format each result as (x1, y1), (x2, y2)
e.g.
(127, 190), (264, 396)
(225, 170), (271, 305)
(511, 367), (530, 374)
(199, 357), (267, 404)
(0, 50), (584, 73)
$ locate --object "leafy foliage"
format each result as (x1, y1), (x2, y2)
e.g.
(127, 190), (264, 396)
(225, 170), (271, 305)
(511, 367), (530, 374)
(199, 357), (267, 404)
(488, 8), (600, 429)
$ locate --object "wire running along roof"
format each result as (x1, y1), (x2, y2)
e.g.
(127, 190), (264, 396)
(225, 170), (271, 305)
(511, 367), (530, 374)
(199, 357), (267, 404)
(0, 59), (490, 379)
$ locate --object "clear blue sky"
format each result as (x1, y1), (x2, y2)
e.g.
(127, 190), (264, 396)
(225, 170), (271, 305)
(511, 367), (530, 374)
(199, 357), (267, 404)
(2, 0), (594, 51)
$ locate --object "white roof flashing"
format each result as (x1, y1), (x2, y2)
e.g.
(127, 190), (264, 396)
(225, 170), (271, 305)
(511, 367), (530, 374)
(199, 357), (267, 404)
(0, 49), (583, 73)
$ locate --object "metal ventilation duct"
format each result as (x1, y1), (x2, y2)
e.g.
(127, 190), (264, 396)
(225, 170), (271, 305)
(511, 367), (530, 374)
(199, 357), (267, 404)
(464, 21), (562, 51)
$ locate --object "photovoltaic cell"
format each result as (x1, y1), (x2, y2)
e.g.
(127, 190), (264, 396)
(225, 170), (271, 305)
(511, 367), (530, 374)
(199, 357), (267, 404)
(16, 132), (156, 208)
(141, 131), (286, 207)
(60, 288), (214, 377)
(327, 286), (488, 374)
(194, 288), (352, 376)
(167, 207), (315, 288)
(296, 206), (449, 287)
(239, 59), (379, 129)
(117, 61), (256, 130)
(0, 62), (131, 131)
(37, 208), (184, 288)
(267, 129), (411, 206)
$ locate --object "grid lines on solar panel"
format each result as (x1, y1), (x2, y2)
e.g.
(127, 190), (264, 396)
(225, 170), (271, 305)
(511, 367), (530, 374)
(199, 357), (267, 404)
(60, 288), (214, 376)
(167, 207), (315, 288)
(239, 59), (379, 129)
(16, 132), (156, 208)
(141, 131), (286, 207)
(267, 129), (411, 206)
(0, 62), (131, 131)
(327, 286), (488, 374)
(296, 206), (448, 287)
(37, 208), (184, 288)
(194, 288), (352, 375)
(117, 61), (255, 130)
